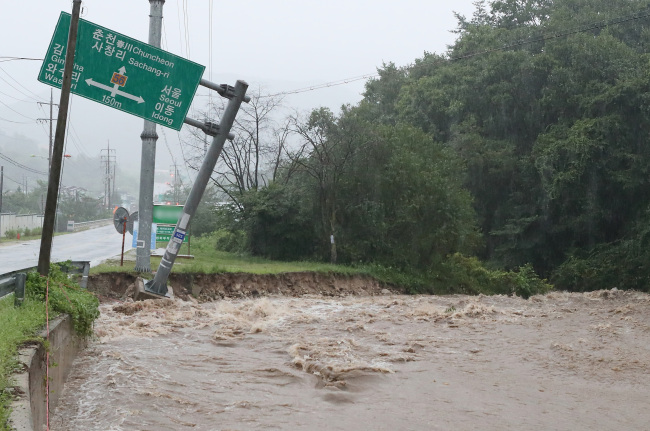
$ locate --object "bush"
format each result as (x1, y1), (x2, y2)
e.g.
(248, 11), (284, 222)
(213, 229), (247, 254)
(360, 255), (552, 298)
(26, 263), (100, 336)
(3, 230), (17, 240)
(438, 254), (553, 298)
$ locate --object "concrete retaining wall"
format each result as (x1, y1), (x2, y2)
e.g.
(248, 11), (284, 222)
(9, 315), (86, 431)
(0, 214), (44, 237)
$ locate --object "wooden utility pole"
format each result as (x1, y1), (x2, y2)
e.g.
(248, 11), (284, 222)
(38, 0), (82, 277)
(0, 166), (3, 242)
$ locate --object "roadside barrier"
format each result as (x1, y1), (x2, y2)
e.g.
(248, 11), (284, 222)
(0, 261), (90, 307)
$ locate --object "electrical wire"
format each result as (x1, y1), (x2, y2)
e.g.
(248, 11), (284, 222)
(161, 17), (169, 50)
(208, 0), (213, 111)
(0, 153), (48, 176)
(0, 67), (44, 102)
(263, 6), (650, 98)
(175, 0), (185, 58)
(0, 89), (37, 103)
(0, 56), (41, 63)
(183, 0), (191, 59)
(3, 173), (24, 186)
(177, 131), (195, 183)
(0, 115), (32, 124)
(69, 123), (89, 158)
(0, 99), (37, 121)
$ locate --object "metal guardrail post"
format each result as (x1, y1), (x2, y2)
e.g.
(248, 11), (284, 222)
(80, 261), (90, 289)
(14, 273), (25, 307)
(0, 273), (26, 307)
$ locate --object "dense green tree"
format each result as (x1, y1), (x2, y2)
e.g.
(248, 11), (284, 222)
(389, 0), (650, 286)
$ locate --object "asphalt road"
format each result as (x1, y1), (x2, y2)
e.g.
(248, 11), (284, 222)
(0, 225), (133, 274)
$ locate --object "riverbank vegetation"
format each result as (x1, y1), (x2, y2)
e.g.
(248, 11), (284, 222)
(178, 0), (650, 294)
(0, 264), (99, 431)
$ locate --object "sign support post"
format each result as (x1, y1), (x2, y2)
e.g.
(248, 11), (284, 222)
(135, 0), (164, 273)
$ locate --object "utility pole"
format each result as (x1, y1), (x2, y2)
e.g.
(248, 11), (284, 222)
(0, 166), (3, 241)
(101, 141), (116, 209)
(170, 163), (180, 203)
(135, 0), (165, 273)
(37, 0), (82, 277)
(37, 89), (58, 176)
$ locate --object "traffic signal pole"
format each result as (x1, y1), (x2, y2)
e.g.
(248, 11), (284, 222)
(145, 80), (249, 296)
(135, 0), (165, 273)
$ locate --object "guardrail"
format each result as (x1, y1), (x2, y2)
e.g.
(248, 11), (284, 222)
(0, 273), (26, 307)
(0, 261), (90, 307)
(69, 219), (112, 232)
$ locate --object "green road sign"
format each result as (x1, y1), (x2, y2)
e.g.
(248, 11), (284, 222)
(153, 205), (188, 242)
(153, 204), (184, 225)
(156, 225), (175, 235)
(155, 226), (188, 243)
(38, 12), (205, 131)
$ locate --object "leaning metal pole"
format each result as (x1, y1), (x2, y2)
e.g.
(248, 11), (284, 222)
(146, 80), (249, 295)
(37, 0), (82, 277)
(135, 0), (165, 272)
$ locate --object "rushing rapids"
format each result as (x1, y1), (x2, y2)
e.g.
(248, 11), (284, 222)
(50, 288), (650, 430)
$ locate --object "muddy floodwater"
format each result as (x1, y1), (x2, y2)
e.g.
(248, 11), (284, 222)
(50, 290), (650, 430)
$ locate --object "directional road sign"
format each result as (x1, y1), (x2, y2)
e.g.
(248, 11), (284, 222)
(153, 204), (184, 225)
(38, 12), (205, 131)
(156, 226), (188, 243)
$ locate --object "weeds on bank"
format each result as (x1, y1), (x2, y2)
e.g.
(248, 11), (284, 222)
(0, 263), (99, 430)
(0, 298), (46, 431)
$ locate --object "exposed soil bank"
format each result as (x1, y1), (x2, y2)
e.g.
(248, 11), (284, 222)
(89, 272), (398, 302)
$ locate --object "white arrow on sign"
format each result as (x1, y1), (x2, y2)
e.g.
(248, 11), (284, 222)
(86, 72), (145, 104)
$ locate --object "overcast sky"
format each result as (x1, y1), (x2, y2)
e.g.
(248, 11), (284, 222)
(0, 0), (477, 187)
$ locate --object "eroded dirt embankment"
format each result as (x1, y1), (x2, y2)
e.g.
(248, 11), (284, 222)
(89, 272), (399, 303)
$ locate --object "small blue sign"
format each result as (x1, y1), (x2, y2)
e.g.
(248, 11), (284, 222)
(172, 230), (186, 244)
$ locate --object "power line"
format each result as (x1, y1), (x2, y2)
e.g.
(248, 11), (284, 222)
(3, 173), (24, 186)
(161, 17), (169, 50)
(0, 115), (32, 124)
(0, 56), (42, 62)
(175, 0), (185, 58)
(208, 0), (213, 111)
(264, 6), (650, 98)
(183, 0), (191, 59)
(0, 153), (47, 176)
(0, 89), (37, 103)
(0, 99), (36, 121)
(0, 67), (44, 102)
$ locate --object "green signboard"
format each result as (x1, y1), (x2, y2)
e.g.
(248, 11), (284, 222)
(153, 205), (187, 242)
(38, 12), (205, 131)
(155, 233), (188, 243)
(156, 225), (176, 235)
(153, 204), (184, 225)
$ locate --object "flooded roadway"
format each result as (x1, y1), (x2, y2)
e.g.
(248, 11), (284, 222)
(51, 290), (650, 430)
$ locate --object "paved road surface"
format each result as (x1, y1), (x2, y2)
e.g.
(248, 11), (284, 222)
(0, 225), (132, 273)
